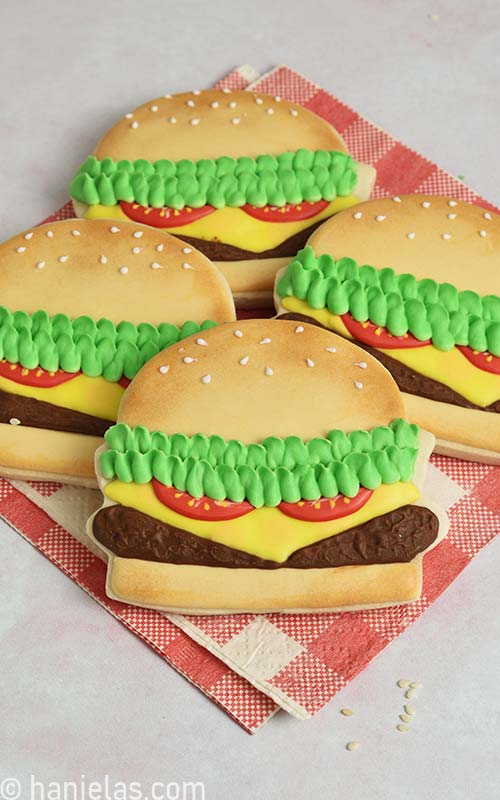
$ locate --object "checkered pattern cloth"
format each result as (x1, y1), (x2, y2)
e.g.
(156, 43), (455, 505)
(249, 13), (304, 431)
(1, 64), (499, 731)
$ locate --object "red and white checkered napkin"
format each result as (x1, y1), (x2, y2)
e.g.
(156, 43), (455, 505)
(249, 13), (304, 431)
(0, 477), (277, 733)
(2, 64), (500, 729)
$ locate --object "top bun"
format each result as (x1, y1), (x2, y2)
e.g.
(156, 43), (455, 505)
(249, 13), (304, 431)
(308, 194), (499, 296)
(119, 319), (404, 442)
(94, 89), (347, 163)
(0, 218), (235, 326)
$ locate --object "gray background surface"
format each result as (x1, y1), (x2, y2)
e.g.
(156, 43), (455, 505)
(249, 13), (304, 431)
(1, 1), (500, 798)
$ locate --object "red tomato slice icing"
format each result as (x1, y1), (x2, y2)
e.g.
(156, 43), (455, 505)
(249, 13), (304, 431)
(242, 199), (329, 223)
(120, 201), (215, 228)
(152, 479), (374, 524)
(0, 361), (132, 389)
(152, 480), (254, 521)
(0, 360), (80, 388)
(342, 316), (500, 374)
(279, 487), (373, 522)
(341, 314), (430, 349)
(457, 346), (500, 375)
(121, 199), (330, 228)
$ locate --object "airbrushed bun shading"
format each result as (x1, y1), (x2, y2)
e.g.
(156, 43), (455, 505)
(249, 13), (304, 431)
(0, 218), (235, 485)
(89, 319), (447, 614)
(308, 194), (498, 295)
(275, 195), (500, 463)
(71, 89), (376, 306)
(120, 318), (404, 442)
(1, 218), (234, 325)
(94, 90), (348, 162)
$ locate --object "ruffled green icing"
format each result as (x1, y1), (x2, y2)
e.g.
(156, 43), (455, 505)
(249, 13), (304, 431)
(100, 419), (420, 508)
(0, 308), (216, 381)
(70, 150), (359, 211)
(276, 247), (500, 356)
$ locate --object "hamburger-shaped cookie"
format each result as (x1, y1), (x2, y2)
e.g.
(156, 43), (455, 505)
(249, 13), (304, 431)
(0, 218), (235, 485)
(89, 319), (447, 613)
(275, 195), (500, 463)
(70, 89), (376, 307)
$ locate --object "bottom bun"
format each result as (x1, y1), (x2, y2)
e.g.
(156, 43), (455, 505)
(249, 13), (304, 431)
(402, 393), (500, 464)
(103, 556), (424, 614)
(215, 256), (288, 307)
(231, 290), (275, 309)
(0, 422), (100, 487)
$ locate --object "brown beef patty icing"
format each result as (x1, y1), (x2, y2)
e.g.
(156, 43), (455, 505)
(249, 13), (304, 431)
(177, 220), (325, 262)
(276, 314), (500, 413)
(0, 389), (112, 437)
(93, 503), (439, 569)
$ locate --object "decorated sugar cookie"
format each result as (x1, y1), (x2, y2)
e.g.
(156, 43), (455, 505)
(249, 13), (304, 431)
(274, 195), (500, 463)
(88, 319), (447, 613)
(0, 218), (235, 485)
(69, 89), (376, 307)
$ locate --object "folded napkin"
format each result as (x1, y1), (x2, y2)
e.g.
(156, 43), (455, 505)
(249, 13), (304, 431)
(2, 63), (499, 729)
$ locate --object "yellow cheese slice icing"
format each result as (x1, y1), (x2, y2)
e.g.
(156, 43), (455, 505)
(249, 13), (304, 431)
(0, 373), (124, 420)
(103, 480), (420, 563)
(85, 197), (360, 253)
(281, 297), (500, 408)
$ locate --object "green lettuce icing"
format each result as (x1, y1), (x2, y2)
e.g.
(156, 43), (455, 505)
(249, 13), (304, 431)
(276, 247), (500, 356)
(100, 419), (420, 508)
(0, 308), (216, 381)
(70, 150), (359, 211)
